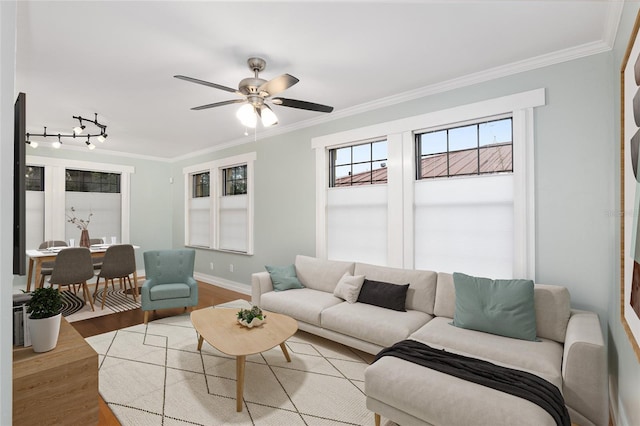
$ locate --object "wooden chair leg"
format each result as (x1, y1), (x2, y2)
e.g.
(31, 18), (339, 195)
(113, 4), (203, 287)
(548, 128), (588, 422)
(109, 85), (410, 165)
(144, 311), (149, 324)
(127, 276), (137, 302)
(375, 413), (380, 426)
(82, 282), (95, 311)
(101, 279), (110, 310)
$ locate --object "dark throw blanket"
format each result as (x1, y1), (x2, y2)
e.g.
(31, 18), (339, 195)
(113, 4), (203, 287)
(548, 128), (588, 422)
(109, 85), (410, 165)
(374, 340), (570, 426)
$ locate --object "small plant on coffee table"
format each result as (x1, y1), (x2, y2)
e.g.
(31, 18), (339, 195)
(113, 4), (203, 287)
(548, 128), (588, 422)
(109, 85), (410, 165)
(237, 305), (265, 323)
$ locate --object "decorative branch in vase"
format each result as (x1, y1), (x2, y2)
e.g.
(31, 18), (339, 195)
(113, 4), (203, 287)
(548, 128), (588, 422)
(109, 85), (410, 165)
(66, 207), (93, 248)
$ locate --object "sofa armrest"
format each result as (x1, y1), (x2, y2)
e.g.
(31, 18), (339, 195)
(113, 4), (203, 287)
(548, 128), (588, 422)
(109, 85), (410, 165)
(251, 271), (274, 306)
(562, 309), (608, 426)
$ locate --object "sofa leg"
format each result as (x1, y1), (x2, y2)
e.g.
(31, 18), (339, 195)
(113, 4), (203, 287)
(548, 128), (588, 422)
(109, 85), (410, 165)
(374, 413), (380, 426)
(144, 311), (149, 324)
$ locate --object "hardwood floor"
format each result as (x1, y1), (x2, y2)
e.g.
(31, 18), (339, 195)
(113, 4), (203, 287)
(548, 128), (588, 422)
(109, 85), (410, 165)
(70, 282), (250, 426)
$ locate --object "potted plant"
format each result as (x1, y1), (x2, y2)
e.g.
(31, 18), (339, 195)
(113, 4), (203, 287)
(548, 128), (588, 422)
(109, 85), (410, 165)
(26, 287), (63, 352)
(237, 305), (266, 328)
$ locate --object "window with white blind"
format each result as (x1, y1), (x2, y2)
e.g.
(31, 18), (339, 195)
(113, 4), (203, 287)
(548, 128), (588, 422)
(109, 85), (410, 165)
(313, 89), (544, 279)
(25, 156), (134, 247)
(183, 153), (255, 254)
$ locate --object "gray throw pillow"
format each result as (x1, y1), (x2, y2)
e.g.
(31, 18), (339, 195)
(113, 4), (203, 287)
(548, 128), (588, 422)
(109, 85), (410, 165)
(265, 264), (304, 291)
(452, 272), (537, 341)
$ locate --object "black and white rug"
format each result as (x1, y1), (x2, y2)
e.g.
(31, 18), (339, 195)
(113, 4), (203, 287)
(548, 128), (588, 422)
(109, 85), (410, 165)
(85, 313), (395, 425)
(62, 286), (141, 322)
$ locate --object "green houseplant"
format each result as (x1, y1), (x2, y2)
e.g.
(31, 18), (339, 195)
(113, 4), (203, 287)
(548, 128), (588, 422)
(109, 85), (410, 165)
(237, 305), (266, 328)
(26, 287), (63, 352)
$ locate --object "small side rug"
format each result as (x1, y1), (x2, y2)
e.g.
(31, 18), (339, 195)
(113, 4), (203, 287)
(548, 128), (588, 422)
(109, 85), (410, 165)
(85, 314), (396, 426)
(64, 285), (141, 323)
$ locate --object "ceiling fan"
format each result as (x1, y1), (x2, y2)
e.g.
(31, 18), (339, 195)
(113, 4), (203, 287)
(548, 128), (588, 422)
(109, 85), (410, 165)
(175, 57), (333, 128)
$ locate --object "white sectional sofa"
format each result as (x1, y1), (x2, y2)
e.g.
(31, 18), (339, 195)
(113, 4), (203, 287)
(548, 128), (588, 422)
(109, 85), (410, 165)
(251, 255), (607, 426)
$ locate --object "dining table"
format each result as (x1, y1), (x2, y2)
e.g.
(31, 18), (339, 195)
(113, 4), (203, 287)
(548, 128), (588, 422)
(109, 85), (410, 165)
(25, 244), (140, 292)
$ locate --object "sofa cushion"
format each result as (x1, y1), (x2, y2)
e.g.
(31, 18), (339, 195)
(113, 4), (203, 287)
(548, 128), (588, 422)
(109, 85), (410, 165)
(321, 302), (432, 348)
(333, 272), (365, 303)
(357, 279), (409, 311)
(435, 273), (571, 343)
(354, 262), (437, 315)
(295, 255), (355, 293)
(409, 317), (563, 389)
(265, 264), (304, 291)
(260, 288), (342, 326)
(452, 272), (537, 341)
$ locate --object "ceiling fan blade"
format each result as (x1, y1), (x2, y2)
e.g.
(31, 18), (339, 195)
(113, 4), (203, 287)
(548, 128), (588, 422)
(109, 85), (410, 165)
(174, 75), (238, 94)
(258, 74), (299, 96)
(272, 97), (334, 113)
(191, 99), (245, 110)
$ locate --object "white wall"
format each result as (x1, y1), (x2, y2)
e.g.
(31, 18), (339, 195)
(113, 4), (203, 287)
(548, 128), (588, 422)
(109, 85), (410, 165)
(0, 2), (16, 423)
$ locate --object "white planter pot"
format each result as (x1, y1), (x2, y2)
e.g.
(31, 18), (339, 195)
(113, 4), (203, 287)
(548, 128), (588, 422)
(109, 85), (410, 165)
(238, 317), (266, 328)
(29, 313), (62, 353)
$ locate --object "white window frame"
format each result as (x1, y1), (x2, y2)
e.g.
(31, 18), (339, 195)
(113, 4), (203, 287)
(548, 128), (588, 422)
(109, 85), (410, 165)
(26, 155), (134, 243)
(183, 152), (256, 255)
(312, 89), (544, 279)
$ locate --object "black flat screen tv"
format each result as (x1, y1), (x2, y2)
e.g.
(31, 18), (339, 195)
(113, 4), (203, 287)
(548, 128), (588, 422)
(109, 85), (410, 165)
(13, 92), (26, 276)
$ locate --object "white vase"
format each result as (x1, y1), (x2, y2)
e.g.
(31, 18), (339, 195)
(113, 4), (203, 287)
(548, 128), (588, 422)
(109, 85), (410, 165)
(29, 313), (62, 353)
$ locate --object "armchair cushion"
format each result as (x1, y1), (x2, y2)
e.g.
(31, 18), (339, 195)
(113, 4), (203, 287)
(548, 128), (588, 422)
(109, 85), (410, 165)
(149, 283), (192, 300)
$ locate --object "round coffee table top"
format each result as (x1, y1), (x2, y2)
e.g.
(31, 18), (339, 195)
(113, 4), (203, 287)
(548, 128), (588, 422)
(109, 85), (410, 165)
(191, 307), (298, 356)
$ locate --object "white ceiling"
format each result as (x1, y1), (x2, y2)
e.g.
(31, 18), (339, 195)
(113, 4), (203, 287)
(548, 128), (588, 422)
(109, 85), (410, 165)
(16, 1), (622, 160)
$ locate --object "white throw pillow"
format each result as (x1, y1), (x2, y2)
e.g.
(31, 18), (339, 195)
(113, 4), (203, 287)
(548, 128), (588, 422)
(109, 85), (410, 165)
(333, 273), (366, 303)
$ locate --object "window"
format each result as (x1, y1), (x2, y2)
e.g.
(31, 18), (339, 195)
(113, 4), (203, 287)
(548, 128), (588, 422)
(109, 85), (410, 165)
(183, 153), (255, 254)
(223, 165), (247, 195)
(416, 117), (513, 179)
(193, 172), (210, 197)
(313, 89), (544, 279)
(330, 140), (388, 187)
(65, 169), (121, 193)
(25, 166), (44, 191)
(24, 156), (134, 253)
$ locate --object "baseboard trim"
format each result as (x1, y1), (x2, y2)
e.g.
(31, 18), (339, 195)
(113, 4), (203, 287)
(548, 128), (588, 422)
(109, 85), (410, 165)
(193, 272), (251, 295)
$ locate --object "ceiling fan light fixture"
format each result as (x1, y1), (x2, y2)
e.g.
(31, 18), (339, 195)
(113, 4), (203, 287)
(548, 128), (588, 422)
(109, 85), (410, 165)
(260, 105), (278, 127)
(236, 103), (257, 128)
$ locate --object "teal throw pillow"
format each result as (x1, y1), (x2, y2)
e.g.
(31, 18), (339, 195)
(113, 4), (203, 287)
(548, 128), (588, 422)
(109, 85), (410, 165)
(452, 272), (537, 341)
(265, 264), (304, 291)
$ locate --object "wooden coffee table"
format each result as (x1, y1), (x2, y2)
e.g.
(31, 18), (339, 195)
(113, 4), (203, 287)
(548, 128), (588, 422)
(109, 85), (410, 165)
(190, 307), (298, 412)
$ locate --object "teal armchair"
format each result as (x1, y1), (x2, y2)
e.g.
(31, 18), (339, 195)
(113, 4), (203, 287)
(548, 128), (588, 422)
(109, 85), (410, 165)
(141, 249), (198, 324)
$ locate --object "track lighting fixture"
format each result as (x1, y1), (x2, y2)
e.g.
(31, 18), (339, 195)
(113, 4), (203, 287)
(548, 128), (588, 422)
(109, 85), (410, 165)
(26, 112), (108, 150)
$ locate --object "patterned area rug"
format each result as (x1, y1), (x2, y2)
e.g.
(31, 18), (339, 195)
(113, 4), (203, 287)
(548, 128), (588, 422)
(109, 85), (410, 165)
(85, 314), (396, 425)
(64, 285), (141, 323)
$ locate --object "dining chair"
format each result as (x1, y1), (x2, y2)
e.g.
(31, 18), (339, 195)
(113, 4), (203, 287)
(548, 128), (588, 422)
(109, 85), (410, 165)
(141, 249), (198, 324)
(93, 244), (137, 309)
(48, 247), (95, 311)
(37, 240), (68, 289)
(89, 238), (105, 272)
